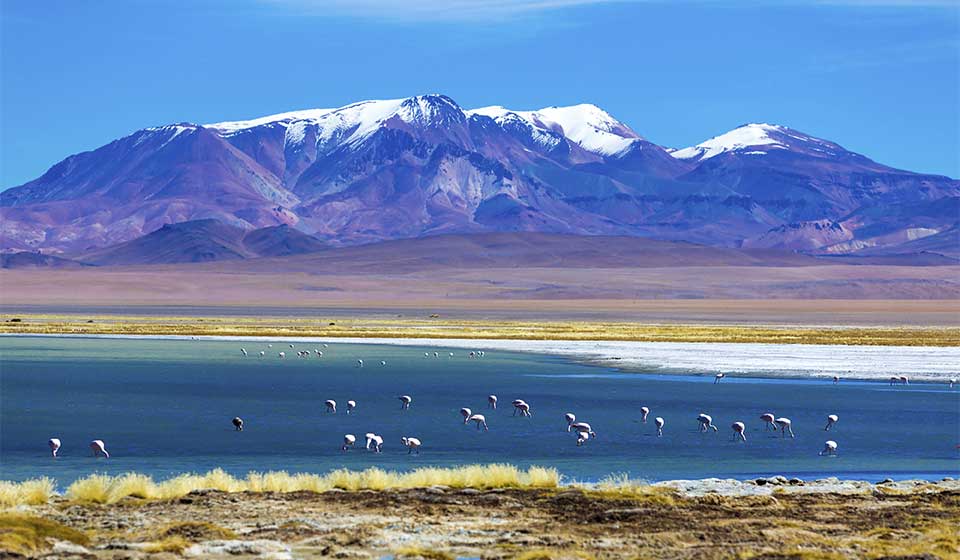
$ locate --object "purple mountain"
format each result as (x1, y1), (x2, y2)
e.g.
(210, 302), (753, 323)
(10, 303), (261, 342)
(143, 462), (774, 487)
(2, 95), (956, 257)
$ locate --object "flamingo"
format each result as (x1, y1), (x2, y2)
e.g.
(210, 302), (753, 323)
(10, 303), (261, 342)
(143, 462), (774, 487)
(576, 431), (591, 446)
(232, 417), (244, 431)
(731, 421), (746, 442)
(714, 373), (725, 384)
(698, 413), (718, 433)
(900, 376), (909, 385)
(268, 344), (273, 348)
(357, 359), (363, 368)
(468, 414), (488, 431)
(380, 360), (386, 366)
(316, 350), (323, 358)
(424, 352), (430, 358)
(460, 407), (473, 423)
(655, 417), (665, 437)
(399, 395), (412, 410)
(819, 440), (838, 456)
(342, 434), (356, 451)
(48, 438), (61, 458)
(401, 436), (422, 455)
(241, 348), (247, 356)
(488, 395), (498, 409)
(259, 351), (265, 358)
(570, 422), (596, 438)
(279, 351), (286, 359)
(564, 412), (576, 431)
(640, 406), (650, 423)
(775, 417), (795, 438)
(513, 400), (531, 417)
(832, 375), (840, 384)
(346, 400), (356, 414)
(760, 413), (777, 431)
(434, 352), (439, 358)
(889, 376), (899, 386)
(824, 414), (839, 431)
(289, 344), (295, 349)
(325, 400), (337, 413)
(90, 439), (109, 458)
(365, 433), (383, 453)
(949, 378), (956, 388)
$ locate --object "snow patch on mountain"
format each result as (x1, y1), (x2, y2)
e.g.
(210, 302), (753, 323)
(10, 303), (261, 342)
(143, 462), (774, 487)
(469, 104), (639, 156)
(671, 123), (787, 161)
(206, 109), (334, 135)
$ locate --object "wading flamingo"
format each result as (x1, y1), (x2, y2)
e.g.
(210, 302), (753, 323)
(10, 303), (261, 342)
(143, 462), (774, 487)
(90, 440), (109, 458)
(824, 414), (839, 431)
(819, 440), (838, 456)
(570, 422), (596, 438)
(279, 351), (286, 359)
(232, 417), (244, 431)
(513, 400), (531, 417)
(346, 400), (356, 414)
(399, 395), (412, 410)
(401, 436), (422, 455)
(698, 413), (719, 433)
(365, 433), (383, 453)
(468, 414), (488, 431)
(655, 417), (665, 437)
(241, 348), (247, 356)
(259, 351), (265, 358)
(832, 375), (840, 384)
(48, 438), (61, 458)
(775, 417), (795, 438)
(731, 421), (746, 442)
(640, 407), (650, 423)
(488, 395), (498, 409)
(342, 434), (356, 451)
(325, 400), (337, 413)
(760, 413), (777, 431)
(564, 412), (576, 431)
(714, 373), (725, 384)
(357, 359), (363, 368)
(576, 431), (591, 446)
(460, 407), (473, 423)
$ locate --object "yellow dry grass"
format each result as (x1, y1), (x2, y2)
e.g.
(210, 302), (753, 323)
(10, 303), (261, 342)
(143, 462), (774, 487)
(0, 514), (89, 556)
(0, 478), (55, 507)
(3, 313), (957, 346)
(26, 464), (560, 504)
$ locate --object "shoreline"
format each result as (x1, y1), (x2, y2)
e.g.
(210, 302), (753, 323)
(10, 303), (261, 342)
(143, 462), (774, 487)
(3, 474), (957, 559)
(4, 331), (959, 382)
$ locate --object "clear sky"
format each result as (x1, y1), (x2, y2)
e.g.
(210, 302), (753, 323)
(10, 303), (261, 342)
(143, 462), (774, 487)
(1, 0), (958, 188)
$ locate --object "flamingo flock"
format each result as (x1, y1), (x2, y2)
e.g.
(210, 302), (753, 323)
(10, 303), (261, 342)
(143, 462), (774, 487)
(48, 341), (955, 463)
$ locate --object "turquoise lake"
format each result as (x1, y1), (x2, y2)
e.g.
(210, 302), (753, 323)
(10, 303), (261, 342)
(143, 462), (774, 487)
(1, 336), (957, 486)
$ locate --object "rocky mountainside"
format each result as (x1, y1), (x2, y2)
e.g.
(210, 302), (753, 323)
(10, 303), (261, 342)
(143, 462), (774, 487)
(2, 95), (956, 258)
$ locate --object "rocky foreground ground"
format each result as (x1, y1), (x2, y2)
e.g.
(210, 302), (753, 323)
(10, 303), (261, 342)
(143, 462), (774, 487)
(2, 478), (958, 559)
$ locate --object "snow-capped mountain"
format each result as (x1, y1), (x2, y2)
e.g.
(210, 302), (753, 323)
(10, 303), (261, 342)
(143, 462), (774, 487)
(2, 94), (957, 258)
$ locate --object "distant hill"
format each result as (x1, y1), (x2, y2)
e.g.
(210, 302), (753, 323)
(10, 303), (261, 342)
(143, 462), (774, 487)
(225, 232), (822, 275)
(79, 219), (325, 266)
(1, 251), (90, 269)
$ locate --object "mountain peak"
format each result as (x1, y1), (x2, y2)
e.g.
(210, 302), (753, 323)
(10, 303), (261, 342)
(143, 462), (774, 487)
(671, 122), (848, 161)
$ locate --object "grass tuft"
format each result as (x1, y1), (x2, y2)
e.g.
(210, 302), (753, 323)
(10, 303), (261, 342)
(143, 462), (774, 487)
(0, 514), (89, 556)
(0, 478), (55, 507)
(394, 545), (455, 560)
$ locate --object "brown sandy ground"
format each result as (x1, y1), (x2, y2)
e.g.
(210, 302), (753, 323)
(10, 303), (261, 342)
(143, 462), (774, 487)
(3, 481), (958, 559)
(2, 313), (959, 346)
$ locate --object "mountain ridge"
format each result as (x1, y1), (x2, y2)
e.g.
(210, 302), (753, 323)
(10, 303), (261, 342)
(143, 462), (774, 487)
(3, 94), (956, 257)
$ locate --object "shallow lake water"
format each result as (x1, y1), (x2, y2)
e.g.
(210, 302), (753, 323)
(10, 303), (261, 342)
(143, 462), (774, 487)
(1, 336), (958, 486)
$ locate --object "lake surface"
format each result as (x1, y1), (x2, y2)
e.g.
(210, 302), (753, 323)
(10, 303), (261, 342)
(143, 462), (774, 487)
(1, 336), (958, 486)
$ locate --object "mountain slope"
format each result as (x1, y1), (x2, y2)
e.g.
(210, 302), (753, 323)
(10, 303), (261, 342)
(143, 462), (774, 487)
(2, 96), (956, 256)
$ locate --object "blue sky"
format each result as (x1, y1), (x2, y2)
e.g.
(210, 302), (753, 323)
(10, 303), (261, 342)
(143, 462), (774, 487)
(1, 0), (957, 188)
